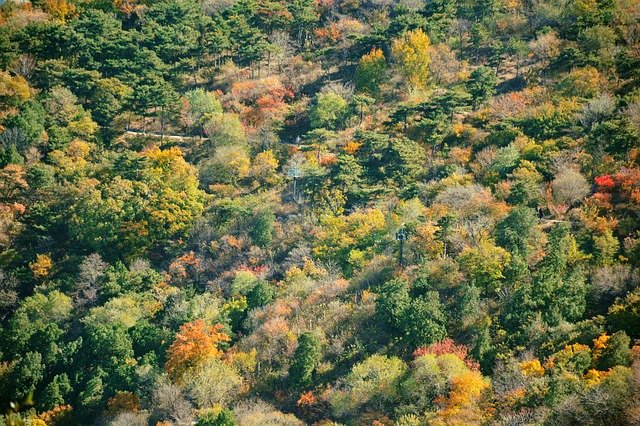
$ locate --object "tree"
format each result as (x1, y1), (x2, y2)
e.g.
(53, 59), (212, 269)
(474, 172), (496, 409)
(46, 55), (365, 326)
(375, 278), (411, 334)
(4, 291), (73, 359)
(289, 332), (322, 389)
(329, 355), (407, 416)
(249, 209), (275, 248)
(595, 331), (632, 370)
(288, 0), (318, 45)
(200, 145), (250, 186)
(357, 48), (386, 95)
(165, 320), (230, 380)
(70, 147), (205, 261)
(39, 374), (72, 411)
(402, 291), (448, 349)
(89, 78), (132, 131)
(495, 206), (539, 256)
(466, 66), (497, 109)
(197, 408), (236, 426)
(182, 88), (223, 134)
(203, 112), (247, 148)
(249, 150), (279, 187)
(10, 351), (44, 402)
(0, 71), (30, 122)
(228, 13), (270, 68)
(551, 169), (591, 206)
(82, 321), (136, 394)
(459, 239), (511, 293)
(183, 358), (243, 408)
(391, 29), (431, 89)
(310, 92), (349, 130)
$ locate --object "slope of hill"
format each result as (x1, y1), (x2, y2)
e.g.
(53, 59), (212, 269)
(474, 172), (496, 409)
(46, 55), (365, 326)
(1, 0), (640, 424)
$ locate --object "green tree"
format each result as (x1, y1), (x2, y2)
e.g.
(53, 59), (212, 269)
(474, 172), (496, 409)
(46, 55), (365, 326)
(402, 291), (447, 348)
(375, 279), (411, 335)
(310, 92), (350, 130)
(288, 0), (317, 45)
(10, 352), (44, 402)
(356, 48), (386, 95)
(596, 331), (632, 370)
(495, 206), (538, 256)
(39, 373), (72, 411)
(289, 332), (322, 389)
(249, 210), (275, 248)
(466, 66), (497, 109)
(183, 88), (223, 134)
(329, 355), (407, 416)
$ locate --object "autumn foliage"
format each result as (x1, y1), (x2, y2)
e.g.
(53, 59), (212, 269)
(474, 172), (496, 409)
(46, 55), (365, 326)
(165, 320), (230, 380)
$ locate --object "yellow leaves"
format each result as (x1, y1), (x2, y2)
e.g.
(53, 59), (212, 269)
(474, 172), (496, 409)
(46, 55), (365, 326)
(68, 113), (98, 137)
(66, 139), (91, 159)
(435, 369), (490, 425)
(227, 348), (257, 376)
(413, 221), (444, 259)
(29, 254), (53, 279)
(593, 333), (611, 350)
(592, 333), (611, 360)
(314, 208), (386, 262)
(0, 71), (30, 122)
(250, 150), (280, 186)
(519, 359), (545, 377)
(557, 66), (604, 98)
(344, 140), (362, 154)
(459, 239), (511, 292)
(0, 71), (30, 102)
(584, 369), (606, 386)
(447, 371), (489, 407)
(391, 29), (431, 90)
(44, 0), (76, 21)
(361, 47), (385, 64)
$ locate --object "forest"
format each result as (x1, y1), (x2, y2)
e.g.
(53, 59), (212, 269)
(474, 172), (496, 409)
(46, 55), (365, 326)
(0, 0), (640, 424)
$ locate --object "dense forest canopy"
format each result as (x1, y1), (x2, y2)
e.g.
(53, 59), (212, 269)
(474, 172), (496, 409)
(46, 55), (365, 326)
(1, 0), (640, 424)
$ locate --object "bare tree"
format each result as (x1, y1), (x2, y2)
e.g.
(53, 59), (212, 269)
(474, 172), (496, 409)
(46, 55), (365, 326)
(149, 381), (193, 426)
(0, 269), (18, 321)
(10, 54), (36, 79)
(74, 253), (108, 308)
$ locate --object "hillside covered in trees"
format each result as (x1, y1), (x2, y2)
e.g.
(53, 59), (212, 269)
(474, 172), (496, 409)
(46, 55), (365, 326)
(1, 0), (640, 424)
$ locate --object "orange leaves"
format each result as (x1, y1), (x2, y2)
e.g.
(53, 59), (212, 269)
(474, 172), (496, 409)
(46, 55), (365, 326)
(38, 405), (74, 425)
(297, 391), (317, 406)
(229, 76), (293, 128)
(595, 175), (616, 191)
(0, 164), (28, 203)
(165, 320), (230, 381)
(106, 391), (141, 416)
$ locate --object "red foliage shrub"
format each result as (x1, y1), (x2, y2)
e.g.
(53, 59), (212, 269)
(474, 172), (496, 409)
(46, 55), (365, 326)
(413, 338), (480, 370)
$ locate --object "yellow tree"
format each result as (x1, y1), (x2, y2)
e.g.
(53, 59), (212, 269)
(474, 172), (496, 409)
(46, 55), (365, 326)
(391, 29), (431, 90)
